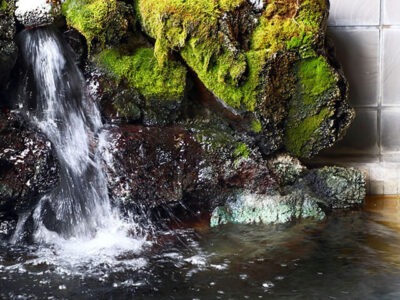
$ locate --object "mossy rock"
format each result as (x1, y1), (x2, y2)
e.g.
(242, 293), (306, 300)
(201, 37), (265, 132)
(62, 0), (133, 50)
(136, 0), (354, 158)
(96, 45), (188, 125)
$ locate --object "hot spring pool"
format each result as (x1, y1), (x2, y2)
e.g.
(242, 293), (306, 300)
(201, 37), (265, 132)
(1, 197), (400, 299)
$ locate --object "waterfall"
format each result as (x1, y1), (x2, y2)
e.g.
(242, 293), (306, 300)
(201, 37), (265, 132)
(11, 26), (147, 262)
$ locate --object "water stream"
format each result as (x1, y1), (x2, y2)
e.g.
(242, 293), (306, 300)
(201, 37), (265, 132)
(10, 26), (148, 268)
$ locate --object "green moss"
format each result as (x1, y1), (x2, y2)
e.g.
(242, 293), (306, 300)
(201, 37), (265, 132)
(136, 0), (327, 113)
(251, 0), (326, 53)
(284, 55), (337, 158)
(1, 0), (7, 10)
(234, 142), (250, 159)
(136, 0), (264, 110)
(194, 124), (236, 154)
(182, 43), (266, 111)
(97, 47), (187, 101)
(285, 107), (331, 157)
(297, 56), (335, 105)
(62, 0), (121, 48)
(251, 119), (262, 133)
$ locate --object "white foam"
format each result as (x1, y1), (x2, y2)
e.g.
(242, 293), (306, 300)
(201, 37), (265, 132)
(249, 0), (264, 10)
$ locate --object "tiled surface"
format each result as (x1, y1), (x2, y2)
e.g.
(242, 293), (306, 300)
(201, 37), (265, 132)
(322, 0), (400, 195)
(331, 109), (379, 154)
(381, 110), (400, 153)
(328, 28), (379, 107)
(328, 0), (381, 26)
(383, 0), (400, 25)
(383, 29), (400, 105)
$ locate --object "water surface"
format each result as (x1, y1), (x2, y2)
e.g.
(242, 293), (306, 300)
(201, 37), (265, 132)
(1, 197), (400, 299)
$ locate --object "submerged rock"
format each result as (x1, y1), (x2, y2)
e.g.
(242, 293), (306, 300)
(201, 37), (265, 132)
(211, 162), (366, 227)
(210, 191), (326, 227)
(0, 0), (18, 91)
(0, 111), (59, 217)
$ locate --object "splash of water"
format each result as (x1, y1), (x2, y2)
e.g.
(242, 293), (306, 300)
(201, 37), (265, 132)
(12, 26), (148, 269)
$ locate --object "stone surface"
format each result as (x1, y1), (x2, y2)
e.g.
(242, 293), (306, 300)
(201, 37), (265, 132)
(210, 191), (326, 227)
(59, 0), (355, 159)
(0, 0), (18, 91)
(15, 0), (62, 28)
(211, 164), (366, 226)
(305, 166), (366, 209)
(103, 124), (278, 213)
(134, 0), (354, 158)
(0, 111), (59, 218)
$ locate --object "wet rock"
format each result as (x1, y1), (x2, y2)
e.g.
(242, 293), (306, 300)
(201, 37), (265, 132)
(210, 190), (325, 227)
(210, 158), (366, 226)
(0, 0), (18, 91)
(305, 166), (366, 209)
(134, 0), (354, 158)
(105, 125), (212, 208)
(103, 124), (281, 216)
(62, 0), (133, 50)
(0, 111), (59, 217)
(268, 154), (306, 186)
(15, 0), (62, 28)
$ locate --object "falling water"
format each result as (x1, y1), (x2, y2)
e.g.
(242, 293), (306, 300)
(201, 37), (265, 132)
(10, 26), (147, 266)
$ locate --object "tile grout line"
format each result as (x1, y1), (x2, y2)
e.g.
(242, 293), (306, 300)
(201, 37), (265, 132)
(378, 0), (384, 168)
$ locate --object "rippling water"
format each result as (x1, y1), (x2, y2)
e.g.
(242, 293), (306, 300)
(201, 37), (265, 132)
(0, 197), (400, 299)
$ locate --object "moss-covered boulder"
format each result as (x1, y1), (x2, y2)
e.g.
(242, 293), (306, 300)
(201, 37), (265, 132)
(62, 0), (132, 49)
(95, 45), (188, 125)
(135, 0), (354, 158)
(62, 0), (189, 124)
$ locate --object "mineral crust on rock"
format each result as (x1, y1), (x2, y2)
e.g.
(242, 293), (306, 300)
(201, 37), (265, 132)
(210, 164), (366, 226)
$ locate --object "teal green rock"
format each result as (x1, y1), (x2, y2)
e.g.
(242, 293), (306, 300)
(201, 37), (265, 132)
(210, 191), (326, 227)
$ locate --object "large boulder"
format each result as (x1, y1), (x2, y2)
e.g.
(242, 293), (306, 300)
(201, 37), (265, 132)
(0, 0), (18, 91)
(134, 0), (354, 158)
(61, 0), (189, 125)
(103, 123), (280, 215)
(210, 190), (326, 227)
(0, 111), (59, 218)
(103, 124), (365, 225)
(61, 0), (354, 158)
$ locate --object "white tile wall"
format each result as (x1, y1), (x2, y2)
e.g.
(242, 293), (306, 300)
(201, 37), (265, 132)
(383, 0), (400, 25)
(383, 29), (400, 105)
(328, 0), (381, 26)
(381, 109), (400, 153)
(319, 0), (400, 195)
(328, 28), (379, 107)
(332, 109), (379, 154)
